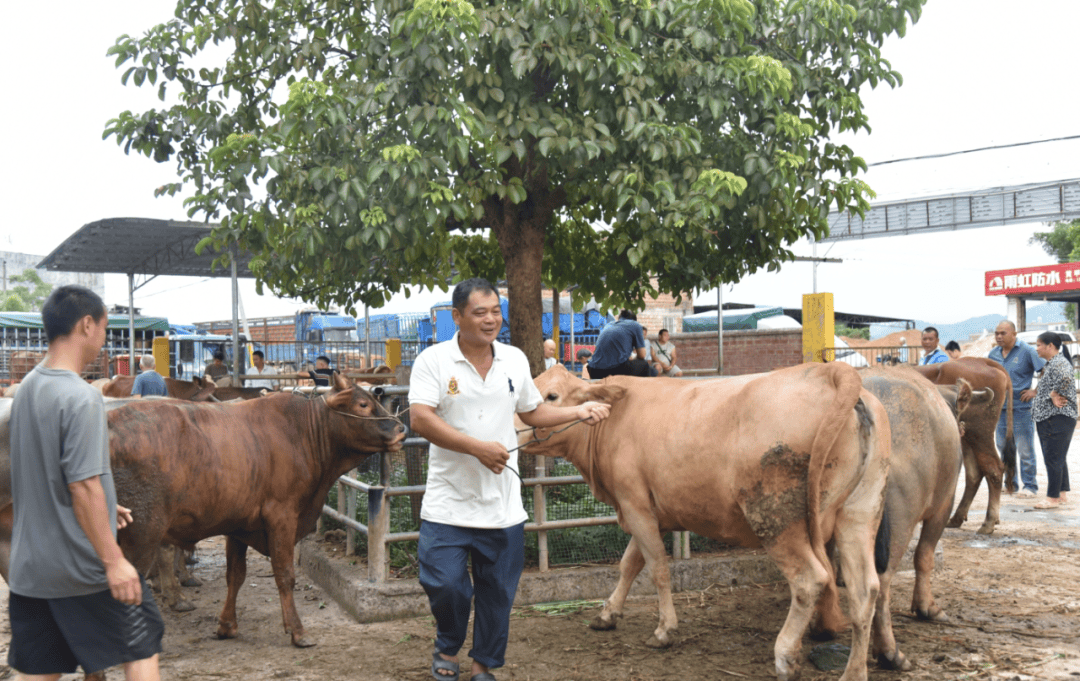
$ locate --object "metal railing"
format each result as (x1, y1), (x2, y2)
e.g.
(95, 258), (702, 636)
(321, 384), (695, 583)
(822, 345), (926, 368)
(250, 339), (432, 373)
(0, 329), (163, 383)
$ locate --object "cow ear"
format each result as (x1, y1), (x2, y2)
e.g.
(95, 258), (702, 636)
(954, 378), (972, 417)
(581, 383), (626, 406)
(333, 371), (351, 391)
(326, 389), (354, 410)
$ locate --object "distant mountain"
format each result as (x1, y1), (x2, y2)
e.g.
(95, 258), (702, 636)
(869, 302), (1069, 342)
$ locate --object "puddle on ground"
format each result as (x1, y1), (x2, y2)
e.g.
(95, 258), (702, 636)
(962, 534), (1080, 550)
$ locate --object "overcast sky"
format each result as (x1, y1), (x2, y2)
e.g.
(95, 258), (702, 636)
(2, 0), (1078, 327)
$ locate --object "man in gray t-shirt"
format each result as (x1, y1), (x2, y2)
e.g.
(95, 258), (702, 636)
(7, 285), (162, 679)
(10, 367), (118, 596)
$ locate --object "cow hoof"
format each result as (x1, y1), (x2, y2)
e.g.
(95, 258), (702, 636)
(291, 634), (317, 648)
(876, 650), (911, 671)
(975, 523), (996, 535)
(945, 516), (964, 529)
(181, 576), (203, 587)
(915, 606), (949, 623)
(589, 614), (618, 631)
(170, 599), (197, 613)
(645, 633), (672, 649)
(775, 657), (801, 681)
(215, 623), (239, 640)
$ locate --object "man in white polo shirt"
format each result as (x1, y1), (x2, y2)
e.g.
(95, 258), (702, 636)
(409, 278), (610, 681)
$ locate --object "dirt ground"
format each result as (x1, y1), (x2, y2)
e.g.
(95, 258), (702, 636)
(3, 460), (1079, 680)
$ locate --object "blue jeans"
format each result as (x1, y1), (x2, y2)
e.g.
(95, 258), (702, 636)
(997, 409), (1037, 492)
(418, 520), (525, 670)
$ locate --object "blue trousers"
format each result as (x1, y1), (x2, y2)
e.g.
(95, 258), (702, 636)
(997, 409), (1038, 493)
(418, 520), (525, 670)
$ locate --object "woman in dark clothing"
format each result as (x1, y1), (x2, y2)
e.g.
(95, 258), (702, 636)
(1032, 331), (1075, 509)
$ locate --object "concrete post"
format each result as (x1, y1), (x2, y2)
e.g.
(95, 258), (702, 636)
(534, 454), (548, 572)
(1007, 296), (1027, 332)
(367, 486), (388, 583)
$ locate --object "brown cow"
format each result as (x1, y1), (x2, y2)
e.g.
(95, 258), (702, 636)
(105, 373), (404, 647)
(522, 364), (891, 681)
(815, 369), (995, 669)
(914, 357), (1016, 534)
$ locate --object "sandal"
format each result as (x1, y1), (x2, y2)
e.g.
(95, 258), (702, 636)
(471, 674), (497, 681)
(431, 651), (459, 681)
(1034, 499), (1063, 510)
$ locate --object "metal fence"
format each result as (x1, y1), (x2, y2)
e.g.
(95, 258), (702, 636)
(247, 339), (433, 376)
(824, 345), (928, 368)
(321, 385), (706, 582)
(0, 328), (162, 384)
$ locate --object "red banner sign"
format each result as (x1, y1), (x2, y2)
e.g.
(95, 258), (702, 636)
(985, 262), (1080, 296)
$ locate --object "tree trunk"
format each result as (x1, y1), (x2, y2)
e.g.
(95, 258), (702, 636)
(490, 212), (546, 377)
(552, 287), (560, 362)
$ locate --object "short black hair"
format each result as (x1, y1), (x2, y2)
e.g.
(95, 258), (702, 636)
(659, 328), (670, 336)
(41, 285), (106, 342)
(945, 340), (961, 352)
(213, 351), (225, 361)
(618, 309), (637, 321)
(923, 327), (939, 338)
(316, 355), (331, 364)
(452, 278), (499, 312)
(252, 350), (265, 359)
(576, 348), (593, 361)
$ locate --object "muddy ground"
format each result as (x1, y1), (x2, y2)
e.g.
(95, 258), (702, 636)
(3, 466), (1079, 680)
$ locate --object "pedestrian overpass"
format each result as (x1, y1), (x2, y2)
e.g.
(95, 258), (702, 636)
(824, 178), (1080, 242)
(825, 178), (1080, 329)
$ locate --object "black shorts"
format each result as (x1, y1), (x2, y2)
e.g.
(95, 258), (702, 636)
(7, 576), (164, 675)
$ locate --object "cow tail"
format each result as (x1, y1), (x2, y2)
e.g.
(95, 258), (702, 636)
(874, 502), (891, 574)
(1001, 370), (1017, 493)
(807, 363), (864, 577)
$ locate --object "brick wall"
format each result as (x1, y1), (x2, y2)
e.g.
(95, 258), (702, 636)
(669, 328), (803, 375)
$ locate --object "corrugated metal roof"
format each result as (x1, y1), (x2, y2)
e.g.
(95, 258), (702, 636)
(0, 312), (169, 331)
(37, 218), (255, 278)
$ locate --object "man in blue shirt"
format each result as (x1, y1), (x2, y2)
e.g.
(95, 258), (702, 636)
(989, 320), (1045, 496)
(919, 327), (950, 365)
(131, 355), (169, 397)
(585, 310), (649, 379)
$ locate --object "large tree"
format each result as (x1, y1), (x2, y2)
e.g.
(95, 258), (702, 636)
(1, 269), (54, 313)
(106, 0), (923, 372)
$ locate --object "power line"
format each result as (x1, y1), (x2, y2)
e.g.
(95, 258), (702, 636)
(867, 134), (1080, 167)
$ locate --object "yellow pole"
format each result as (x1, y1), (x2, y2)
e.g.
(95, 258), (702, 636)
(152, 336), (170, 377)
(802, 293), (835, 363)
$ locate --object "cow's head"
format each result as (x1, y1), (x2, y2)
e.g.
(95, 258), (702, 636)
(515, 366), (626, 457)
(323, 372), (406, 453)
(936, 378), (994, 438)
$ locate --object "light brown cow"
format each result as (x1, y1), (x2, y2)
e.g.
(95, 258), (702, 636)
(522, 364), (891, 681)
(914, 357), (1015, 534)
(98, 374), (217, 401)
(815, 369), (994, 670)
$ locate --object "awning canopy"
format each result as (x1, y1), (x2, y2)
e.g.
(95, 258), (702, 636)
(37, 217), (254, 281)
(36, 217), (254, 379)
